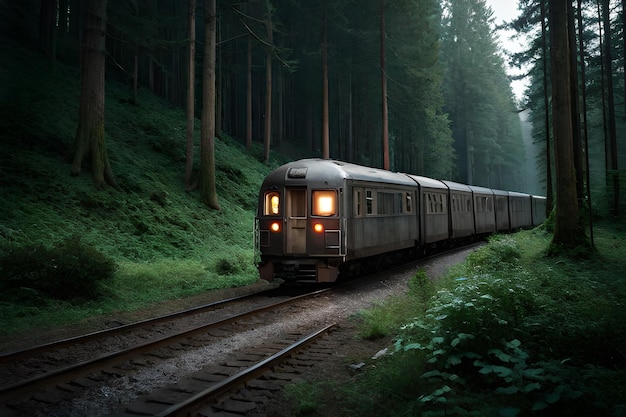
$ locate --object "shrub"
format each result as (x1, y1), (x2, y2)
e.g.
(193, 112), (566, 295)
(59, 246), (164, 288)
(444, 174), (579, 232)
(0, 235), (116, 301)
(466, 235), (521, 272)
(214, 251), (252, 276)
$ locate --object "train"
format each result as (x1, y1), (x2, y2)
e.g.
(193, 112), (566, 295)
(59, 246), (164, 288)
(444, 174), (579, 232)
(254, 158), (546, 284)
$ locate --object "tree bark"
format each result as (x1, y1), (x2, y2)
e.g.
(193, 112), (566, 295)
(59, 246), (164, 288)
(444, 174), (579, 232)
(549, 0), (584, 247)
(577, 0), (594, 245)
(246, 34), (253, 152)
(71, 0), (118, 190)
(185, 0), (196, 189)
(623, 0), (626, 121)
(199, 0), (220, 209)
(540, 0), (553, 217)
(601, 0), (619, 217)
(263, 1), (273, 164)
(40, 0), (57, 63)
(380, 0), (389, 170)
(567, 1), (583, 207)
(322, 5), (330, 159)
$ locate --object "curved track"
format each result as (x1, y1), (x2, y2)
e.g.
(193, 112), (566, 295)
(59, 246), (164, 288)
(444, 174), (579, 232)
(0, 287), (332, 408)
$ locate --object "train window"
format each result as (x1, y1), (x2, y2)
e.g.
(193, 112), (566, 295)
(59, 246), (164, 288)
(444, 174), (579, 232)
(312, 190), (337, 217)
(454, 195), (467, 212)
(426, 193), (445, 214)
(366, 190), (374, 214)
(289, 189), (307, 217)
(405, 193), (412, 213)
(264, 191), (281, 216)
(377, 192), (395, 215)
(354, 189), (362, 217)
(395, 193), (402, 214)
(475, 196), (492, 213)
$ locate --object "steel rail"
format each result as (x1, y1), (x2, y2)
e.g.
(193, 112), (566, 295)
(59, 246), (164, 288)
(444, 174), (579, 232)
(0, 287), (332, 403)
(155, 323), (337, 417)
(0, 288), (278, 363)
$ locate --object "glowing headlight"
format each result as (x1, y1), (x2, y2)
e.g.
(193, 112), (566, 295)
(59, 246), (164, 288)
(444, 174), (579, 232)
(312, 190), (337, 216)
(313, 223), (324, 233)
(270, 222), (281, 232)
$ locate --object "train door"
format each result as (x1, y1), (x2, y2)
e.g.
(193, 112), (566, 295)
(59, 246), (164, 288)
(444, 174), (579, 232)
(286, 188), (307, 254)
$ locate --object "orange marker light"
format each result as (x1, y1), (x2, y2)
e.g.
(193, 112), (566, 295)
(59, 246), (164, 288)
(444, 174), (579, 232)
(271, 222), (281, 232)
(313, 223), (324, 233)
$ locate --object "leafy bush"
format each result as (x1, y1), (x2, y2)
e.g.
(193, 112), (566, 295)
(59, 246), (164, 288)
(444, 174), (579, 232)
(0, 235), (116, 301)
(466, 234), (521, 272)
(214, 251), (253, 276)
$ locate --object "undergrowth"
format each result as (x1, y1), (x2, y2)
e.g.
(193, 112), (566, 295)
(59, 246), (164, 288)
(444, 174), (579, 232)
(303, 226), (626, 417)
(0, 40), (294, 337)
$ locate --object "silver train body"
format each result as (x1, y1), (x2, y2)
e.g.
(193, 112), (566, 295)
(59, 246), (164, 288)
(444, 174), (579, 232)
(255, 159), (546, 283)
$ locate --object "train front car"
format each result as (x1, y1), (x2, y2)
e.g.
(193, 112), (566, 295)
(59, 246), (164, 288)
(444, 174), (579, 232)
(255, 159), (346, 283)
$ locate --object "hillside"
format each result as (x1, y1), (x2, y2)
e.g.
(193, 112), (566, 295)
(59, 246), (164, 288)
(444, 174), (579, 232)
(0, 40), (293, 333)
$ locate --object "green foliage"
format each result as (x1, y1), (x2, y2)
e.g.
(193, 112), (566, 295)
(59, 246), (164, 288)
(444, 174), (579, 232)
(0, 235), (115, 301)
(285, 382), (325, 416)
(465, 234), (521, 272)
(316, 226), (626, 417)
(407, 269), (436, 306)
(0, 43), (267, 335)
(357, 270), (435, 340)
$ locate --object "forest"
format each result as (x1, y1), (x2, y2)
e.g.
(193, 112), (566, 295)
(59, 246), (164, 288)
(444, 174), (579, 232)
(2, 0), (623, 222)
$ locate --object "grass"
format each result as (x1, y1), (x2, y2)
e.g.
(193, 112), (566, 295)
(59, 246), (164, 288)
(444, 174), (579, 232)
(0, 40), (294, 337)
(291, 223), (626, 417)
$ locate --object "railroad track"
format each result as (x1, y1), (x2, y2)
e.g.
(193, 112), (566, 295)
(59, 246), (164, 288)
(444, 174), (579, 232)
(0, 286), (334, 415)
(1, 244), (482, 416)
(148, 324), (336, 417)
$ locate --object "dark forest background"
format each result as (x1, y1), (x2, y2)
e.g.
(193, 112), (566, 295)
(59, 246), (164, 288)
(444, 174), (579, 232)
(3, 0), (624, 210)
(2, 0), (536, 192)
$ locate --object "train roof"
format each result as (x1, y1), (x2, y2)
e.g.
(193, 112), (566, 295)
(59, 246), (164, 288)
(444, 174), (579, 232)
(508, 191), (531, 198)
(404, 174), (447, 190)
(492, 189), (509, 196)
(441, 180), (472, 192)
(468, 185), (494, 195)
(262, 159), (416, 187)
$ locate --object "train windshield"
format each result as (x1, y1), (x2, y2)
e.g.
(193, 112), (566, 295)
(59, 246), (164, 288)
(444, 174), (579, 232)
(312, 190), (337, 217)
(264, 191), (281, 215)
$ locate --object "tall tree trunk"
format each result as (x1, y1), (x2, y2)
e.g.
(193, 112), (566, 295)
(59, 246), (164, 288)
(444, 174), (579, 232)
(71, 0), (117, 190)
(623, 0), (626, 121)
(549, 0), (584, 247)
(263, 1), (273, 164)
(132, 44), (139, 104)
(58, 0), (69, 35)
(185, 0), (196, 189)
(246, 34), (253, 152)
(347, 70), (354, 162)
(40, 0), (57, 64)
(380, 0), (389, 170)
(567, 1), (583, 207)
(199, 0), (220, 209)
(216, 17), (222, 136)
(322, 5), (330, 159)
(577, 0), (594, 245)
(277, 69), (284, 149)
(540, 0), (553, 217)
(601, 0), (619, 217)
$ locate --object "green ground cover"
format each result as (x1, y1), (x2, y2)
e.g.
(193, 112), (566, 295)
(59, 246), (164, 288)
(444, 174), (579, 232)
(287, 224), (626, 417)
(0, 41), (291, 335)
